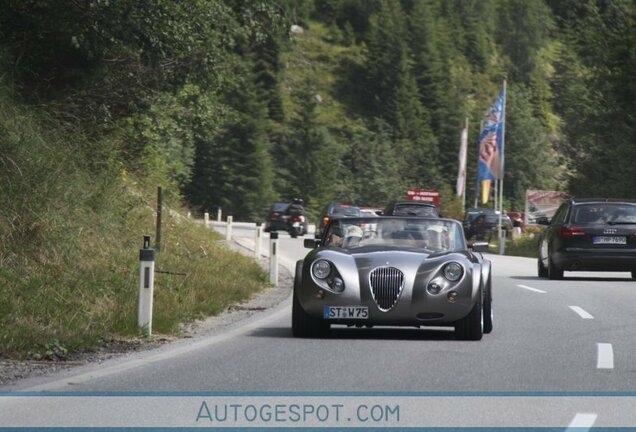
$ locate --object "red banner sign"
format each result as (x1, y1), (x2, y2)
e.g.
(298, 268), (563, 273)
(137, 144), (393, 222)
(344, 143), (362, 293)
(406, 189), (440, 207)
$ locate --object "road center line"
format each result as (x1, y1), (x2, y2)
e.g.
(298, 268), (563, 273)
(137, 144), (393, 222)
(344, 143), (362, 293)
(567, 413), (598, 430)
(597, 343), (614, 369)
(516, 284), (547, 293)
(569, 306), (594, 319)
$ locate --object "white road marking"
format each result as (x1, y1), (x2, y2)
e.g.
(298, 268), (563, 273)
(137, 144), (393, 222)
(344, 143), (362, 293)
(597, 343), (614, 369)
(568, 306), (594, 319)
(567, 413), (598, 430)
(516, 284), (547, 293)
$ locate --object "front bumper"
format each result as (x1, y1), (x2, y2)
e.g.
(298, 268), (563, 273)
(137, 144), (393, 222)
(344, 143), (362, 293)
(298, 278), (478, 326)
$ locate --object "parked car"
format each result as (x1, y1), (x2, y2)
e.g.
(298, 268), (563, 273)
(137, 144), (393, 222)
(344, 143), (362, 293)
(463, 208), (513, 240)
(537, 198), (636, 279)
(382, 201), (439, 217)
(293, 216), (493, 340)
(315, 203), (361, 237)
(264, 202), (290, 232)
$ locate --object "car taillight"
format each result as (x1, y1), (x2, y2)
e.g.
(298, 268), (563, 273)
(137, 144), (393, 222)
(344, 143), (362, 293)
(272, 212), (279, 219)
(322, 216), (330, 226)
(560, 226), (586, 238)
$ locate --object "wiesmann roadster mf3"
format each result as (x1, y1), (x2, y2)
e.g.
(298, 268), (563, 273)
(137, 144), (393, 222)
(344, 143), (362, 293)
(293, 217), (492, 340)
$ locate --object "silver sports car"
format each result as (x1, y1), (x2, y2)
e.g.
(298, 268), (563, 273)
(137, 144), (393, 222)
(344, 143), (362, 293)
(292, 217), (493, 340)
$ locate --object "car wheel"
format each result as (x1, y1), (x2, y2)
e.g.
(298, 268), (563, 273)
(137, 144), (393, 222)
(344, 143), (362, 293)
(547, 254), (563, 280)
(454, 291), (483, 341)
(483, 276), (493, 334)
(537, 257), (548, 278)
(291, 262), (329, 338)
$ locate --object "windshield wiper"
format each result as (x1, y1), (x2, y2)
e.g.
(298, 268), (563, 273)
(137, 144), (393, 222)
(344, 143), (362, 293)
(608, 221), (636, 225)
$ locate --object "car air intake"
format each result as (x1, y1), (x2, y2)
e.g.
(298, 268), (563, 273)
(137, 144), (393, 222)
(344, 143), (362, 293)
(369, 266), (405, 311)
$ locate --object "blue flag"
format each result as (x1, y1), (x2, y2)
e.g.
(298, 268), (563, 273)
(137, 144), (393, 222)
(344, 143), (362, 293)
(477, 89), (505, 181)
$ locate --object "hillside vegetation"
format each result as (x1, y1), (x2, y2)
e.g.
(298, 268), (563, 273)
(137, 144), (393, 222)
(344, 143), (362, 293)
(1, 0), (635, 356)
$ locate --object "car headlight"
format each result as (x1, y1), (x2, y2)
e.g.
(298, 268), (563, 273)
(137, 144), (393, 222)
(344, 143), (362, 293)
(442, 262), (463, 282)
(312, 260), (331, 279)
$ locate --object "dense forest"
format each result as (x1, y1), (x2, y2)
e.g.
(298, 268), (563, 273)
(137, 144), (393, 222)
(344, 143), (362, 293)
(2, 0), (635, 220)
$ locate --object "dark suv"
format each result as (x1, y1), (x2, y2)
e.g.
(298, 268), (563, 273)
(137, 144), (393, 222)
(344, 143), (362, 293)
(315, 203), (361, 237)
(537, 198), (636, 279)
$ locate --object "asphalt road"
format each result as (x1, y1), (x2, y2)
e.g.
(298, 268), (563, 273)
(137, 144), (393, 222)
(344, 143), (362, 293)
(4, 222), (636, 428)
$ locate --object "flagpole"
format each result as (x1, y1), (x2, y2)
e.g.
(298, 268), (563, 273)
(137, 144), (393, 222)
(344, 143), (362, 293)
(462, 117), (468, 211)
(473, 120), (483, 208)
(498, 78), (508, 255)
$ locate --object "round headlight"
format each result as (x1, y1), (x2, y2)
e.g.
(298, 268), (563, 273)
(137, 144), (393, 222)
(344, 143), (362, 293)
(312, 260), (331, 279)
(443, 262), (463, 282)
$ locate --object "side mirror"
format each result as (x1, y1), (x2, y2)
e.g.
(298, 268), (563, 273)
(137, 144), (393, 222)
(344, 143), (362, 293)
(535, 216), (550, 226)
(470, 241), (489, 252)
(304, 238), (320, 249)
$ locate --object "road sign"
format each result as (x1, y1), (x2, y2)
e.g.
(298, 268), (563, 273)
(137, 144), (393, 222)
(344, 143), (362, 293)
(406, 189), (440, 207)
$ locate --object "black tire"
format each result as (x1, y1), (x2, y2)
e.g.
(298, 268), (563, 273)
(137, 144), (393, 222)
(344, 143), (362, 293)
(547, 254), (563, 280)
(455, 291), (483, 341)
(483, 276), (493, 334)
(291, 261), (329, 338)
(537, 257), (548, 278)
(289, 228), (298, 238)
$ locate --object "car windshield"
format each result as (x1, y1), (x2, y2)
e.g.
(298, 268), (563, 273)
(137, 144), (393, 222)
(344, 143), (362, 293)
(393, 204), (437, 217)
(272, 203), (289, 212)
(571, 203), (636, 224)
(324, 217), (465, 252)
(330, 205), (360, 216)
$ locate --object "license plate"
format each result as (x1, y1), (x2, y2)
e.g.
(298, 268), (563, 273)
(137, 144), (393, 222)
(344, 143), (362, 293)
(292, 222), (300, 227)
(323, 305), (368, 319)
(592, 236), (627, 245)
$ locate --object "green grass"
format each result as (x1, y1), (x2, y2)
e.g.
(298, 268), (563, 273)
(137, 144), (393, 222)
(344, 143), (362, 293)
(487, 233), (540, 258)
(0, 86), (268, 359)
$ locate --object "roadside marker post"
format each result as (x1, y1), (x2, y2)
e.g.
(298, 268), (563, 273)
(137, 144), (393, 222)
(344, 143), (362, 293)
(226, 216), (233, 241)
(204, 212), (209, 228)
(499, 228), (507, 255)
(138, 235), (156, 336)
(254, 223), (262, 259)
(217, 208), (222, 222)
(269, 231), (279, 286)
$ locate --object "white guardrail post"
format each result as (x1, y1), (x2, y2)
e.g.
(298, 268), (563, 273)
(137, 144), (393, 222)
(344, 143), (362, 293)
(217, 208), (222, 222)
(269, 231), (278, 286)
(204, 212), (209, 228)
(254, 222), (262, 259)
(138, 235), (156, 336)
(225, 215), (233, 241)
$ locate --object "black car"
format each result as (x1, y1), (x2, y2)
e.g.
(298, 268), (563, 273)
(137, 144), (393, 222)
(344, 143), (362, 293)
(382, 201), (439, 218)
(315, 203), (361, 237)
(463, 208), (512, 240)
(264, 202), (290, 232)
(537, 198), (636, 279)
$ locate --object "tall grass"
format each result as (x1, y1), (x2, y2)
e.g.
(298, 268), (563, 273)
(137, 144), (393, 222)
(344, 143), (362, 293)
(0, 86), (268, 358)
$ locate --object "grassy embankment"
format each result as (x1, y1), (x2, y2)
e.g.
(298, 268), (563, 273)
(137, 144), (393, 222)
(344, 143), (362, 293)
(485, 228), (542, 258)
(0, 87), (268, 359)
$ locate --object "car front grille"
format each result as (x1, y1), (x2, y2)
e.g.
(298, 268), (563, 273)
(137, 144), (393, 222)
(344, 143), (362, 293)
(369, 266), (405, 311)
